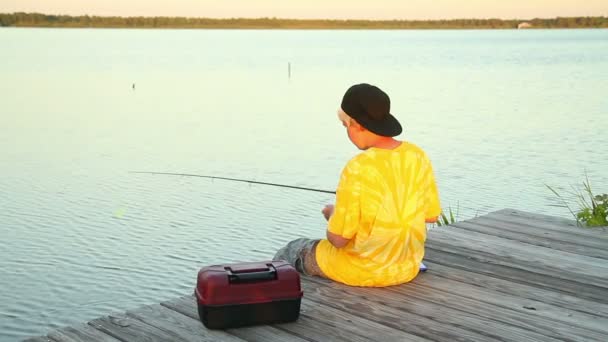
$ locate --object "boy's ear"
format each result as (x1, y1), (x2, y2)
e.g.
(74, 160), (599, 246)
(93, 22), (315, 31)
(349, 120), (362, 130)
(355, 121), (366, 132)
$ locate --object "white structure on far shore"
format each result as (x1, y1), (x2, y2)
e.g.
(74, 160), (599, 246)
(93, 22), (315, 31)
(518, 22), (533, 29)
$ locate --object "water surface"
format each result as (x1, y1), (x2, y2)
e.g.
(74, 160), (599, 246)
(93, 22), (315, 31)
(1, 28), (607, 340)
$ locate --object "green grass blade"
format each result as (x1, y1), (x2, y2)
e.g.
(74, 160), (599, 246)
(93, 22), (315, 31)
(545, 184), (579, 225)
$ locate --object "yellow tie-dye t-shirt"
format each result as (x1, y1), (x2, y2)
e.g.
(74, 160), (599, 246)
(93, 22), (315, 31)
(315, 142), (441, 287)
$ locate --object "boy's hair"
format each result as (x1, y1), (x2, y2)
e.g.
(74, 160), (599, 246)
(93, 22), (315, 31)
(337, 109), (353, 127)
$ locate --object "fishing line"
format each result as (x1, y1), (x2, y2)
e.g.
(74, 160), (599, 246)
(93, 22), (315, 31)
(129, 171), (336, 195)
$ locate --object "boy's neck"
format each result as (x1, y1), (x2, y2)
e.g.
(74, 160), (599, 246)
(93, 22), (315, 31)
(369, 136), (402, 150)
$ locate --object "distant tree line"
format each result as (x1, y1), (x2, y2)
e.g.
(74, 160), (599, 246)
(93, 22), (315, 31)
(1, 12), (607, 29)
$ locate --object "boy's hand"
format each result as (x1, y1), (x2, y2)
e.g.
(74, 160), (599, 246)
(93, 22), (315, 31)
(425, 216), (438, 223)
(322, 204), (335, 221)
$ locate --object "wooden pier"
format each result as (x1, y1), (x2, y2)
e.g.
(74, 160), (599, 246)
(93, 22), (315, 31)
(25, 209), (608, 341)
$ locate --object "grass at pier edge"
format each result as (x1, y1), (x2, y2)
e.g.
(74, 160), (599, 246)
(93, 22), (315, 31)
(546, 175), (608, 228)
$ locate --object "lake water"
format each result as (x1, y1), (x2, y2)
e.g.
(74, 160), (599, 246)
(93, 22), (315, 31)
(1, 28), (607, 340)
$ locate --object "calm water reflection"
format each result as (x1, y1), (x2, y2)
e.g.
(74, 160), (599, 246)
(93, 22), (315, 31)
(1, 28), (607, 340)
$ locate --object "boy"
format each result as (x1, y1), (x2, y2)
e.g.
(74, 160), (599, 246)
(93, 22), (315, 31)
(274, 83), (441, 287)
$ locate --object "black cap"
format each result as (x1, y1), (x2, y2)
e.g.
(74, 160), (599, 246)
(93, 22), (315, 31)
(340, 83), (403, 137)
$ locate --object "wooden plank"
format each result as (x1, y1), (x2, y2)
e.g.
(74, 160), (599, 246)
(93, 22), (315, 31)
(163, 290), (430, 342)
(427, 228), (608, 289)
(426, 238), (608, 296)
(161, 296), (306, 342)
(424, 247), (608, 303)
(298, 295), (431, 342)
(226, 325), (308, 342)
(126, 304), (245, 342)
(424, 260), (608, 318)
(488, 209), (608, 237)
(471, 214), (608, 250)
(494, 209), (579, 227)
(396, 272), (608, 341)
(430, 226), (607, 273)
(222, 325), (308, 342)
(88, 313), (192, 342)
(306, 277), (590, 341)
(417, 270), (608, 335)
(473, 212), (608, 244)
(164, 293), (406, 342)
(275, 314), (378, 342)
(451, 219), (608, 259)
(47, 324), (121, 342)
(301, 277), (555, 342)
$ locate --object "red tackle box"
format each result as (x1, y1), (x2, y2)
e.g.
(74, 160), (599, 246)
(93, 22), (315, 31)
(195, 260), (303, 329)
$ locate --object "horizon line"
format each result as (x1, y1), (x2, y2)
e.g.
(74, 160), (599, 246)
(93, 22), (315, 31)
(3, 11), (607, 22)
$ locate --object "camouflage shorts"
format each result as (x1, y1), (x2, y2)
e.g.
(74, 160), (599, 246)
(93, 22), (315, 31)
(274, 238), (324, 277)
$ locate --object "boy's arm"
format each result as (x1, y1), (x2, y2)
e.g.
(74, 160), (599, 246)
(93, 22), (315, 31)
(323, 204), (352, 248)
(326, 158), (361, 248)
(327, 230), (351, 248)
(425, 217), (438, 223)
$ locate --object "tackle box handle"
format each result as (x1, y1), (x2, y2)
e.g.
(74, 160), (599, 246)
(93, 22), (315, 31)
(225, 264), (277, 283)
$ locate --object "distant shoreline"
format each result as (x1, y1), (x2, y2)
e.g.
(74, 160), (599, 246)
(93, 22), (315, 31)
(1, 13), (607, 29)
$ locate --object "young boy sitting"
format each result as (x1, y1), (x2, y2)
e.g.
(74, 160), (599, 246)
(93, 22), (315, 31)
(274, 83), (441, 287)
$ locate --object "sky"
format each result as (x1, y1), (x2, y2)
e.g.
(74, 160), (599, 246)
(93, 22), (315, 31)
(1, 0), (607, 20)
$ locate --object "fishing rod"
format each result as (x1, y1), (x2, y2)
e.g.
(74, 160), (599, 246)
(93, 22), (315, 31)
(130, 171), (336, 195)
